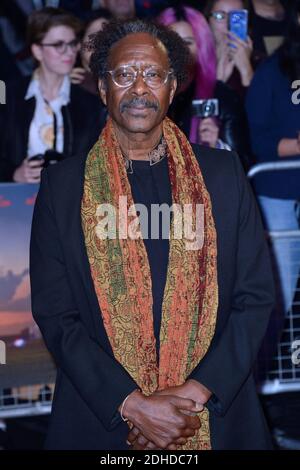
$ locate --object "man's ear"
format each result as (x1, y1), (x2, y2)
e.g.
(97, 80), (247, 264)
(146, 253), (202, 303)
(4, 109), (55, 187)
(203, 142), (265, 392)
(169, 77), (177, 105)
(98, 79), (107, 105)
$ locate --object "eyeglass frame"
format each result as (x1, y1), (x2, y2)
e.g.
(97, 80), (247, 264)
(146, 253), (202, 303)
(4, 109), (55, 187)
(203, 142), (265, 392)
(210, 11), (228, 22)
(105, 64), (175, 89)
(39, 38), (80, 54)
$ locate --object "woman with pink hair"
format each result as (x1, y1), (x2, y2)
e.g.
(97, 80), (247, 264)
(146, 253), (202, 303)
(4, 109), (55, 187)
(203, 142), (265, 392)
(158, 4), (251, 169)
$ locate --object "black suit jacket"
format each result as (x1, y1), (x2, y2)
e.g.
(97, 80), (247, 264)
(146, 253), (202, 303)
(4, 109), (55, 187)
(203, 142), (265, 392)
(0, 77), (106, 182)
(30, 144), (275, 450)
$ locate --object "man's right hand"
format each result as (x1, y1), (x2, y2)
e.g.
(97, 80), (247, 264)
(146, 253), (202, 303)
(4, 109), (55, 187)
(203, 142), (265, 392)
(122, 391), (201, 450)
(13, 158), (44, 183)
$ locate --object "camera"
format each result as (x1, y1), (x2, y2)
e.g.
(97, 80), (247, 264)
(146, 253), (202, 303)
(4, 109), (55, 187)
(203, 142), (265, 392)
(191, 99), (219, 118)
(28, 149), (63, 168)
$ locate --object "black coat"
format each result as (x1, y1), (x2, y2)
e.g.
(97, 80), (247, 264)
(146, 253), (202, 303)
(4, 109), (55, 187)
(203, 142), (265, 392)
(0, 77), (106, 181)
(30, 144), (275, 450)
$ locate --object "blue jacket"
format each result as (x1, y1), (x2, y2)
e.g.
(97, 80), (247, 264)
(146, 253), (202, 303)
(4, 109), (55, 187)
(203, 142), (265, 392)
(246, 51), (300, 199)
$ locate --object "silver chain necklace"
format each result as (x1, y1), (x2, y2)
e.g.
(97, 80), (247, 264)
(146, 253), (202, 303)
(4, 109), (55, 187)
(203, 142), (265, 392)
(122, 137), (168, 174)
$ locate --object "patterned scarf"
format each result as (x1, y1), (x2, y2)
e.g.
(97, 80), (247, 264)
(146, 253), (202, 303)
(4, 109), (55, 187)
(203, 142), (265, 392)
(81, 117), (218, 450)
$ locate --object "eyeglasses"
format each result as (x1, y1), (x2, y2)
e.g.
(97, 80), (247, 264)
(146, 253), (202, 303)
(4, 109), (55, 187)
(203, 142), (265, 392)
(39, 39), (80, 54)
(106, 65), (174, 89)
(210, 11), (228, 22)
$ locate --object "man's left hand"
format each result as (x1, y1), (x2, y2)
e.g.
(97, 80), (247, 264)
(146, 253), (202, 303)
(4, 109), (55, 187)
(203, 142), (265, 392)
(127, 380), (212, 450)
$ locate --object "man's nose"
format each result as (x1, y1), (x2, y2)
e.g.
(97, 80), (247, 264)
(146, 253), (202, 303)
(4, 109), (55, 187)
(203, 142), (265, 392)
(130, 73), (149, 95)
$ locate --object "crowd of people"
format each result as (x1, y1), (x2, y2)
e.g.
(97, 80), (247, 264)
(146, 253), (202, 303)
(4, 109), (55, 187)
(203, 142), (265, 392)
(0, 0), (295, 183)
(0, 0), (300, 450)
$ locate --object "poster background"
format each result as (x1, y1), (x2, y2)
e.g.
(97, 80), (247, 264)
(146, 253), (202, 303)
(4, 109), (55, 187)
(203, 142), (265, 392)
(0, 183), (55, 389)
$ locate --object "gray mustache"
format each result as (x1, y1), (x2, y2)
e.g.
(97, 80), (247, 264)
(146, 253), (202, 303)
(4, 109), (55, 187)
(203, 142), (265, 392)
(120, 97), (159, 113)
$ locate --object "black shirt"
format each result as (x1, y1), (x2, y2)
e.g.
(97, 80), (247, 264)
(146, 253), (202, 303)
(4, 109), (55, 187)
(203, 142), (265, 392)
(127, 156), (171, 359)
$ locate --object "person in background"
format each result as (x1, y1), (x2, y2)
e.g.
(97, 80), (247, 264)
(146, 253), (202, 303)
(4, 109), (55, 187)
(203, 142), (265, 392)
(158, 4), (252, 170)
(0, 0), (35, 78)
(99, 0), (136, 19)
(204, 0), (254, 94)
(0, 0), (99, 80)
(0, 7), (105, 183)
(250, 0), (287, 59)
(135, 0), (170, 19)
(246, 0), (300, 316)
(70, 8), (112, 95)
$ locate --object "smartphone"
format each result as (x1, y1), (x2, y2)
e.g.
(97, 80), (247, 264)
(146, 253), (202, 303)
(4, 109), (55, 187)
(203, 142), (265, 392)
(228, 9), (248, 42)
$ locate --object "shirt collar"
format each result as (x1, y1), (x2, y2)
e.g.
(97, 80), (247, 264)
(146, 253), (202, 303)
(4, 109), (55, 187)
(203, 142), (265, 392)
(25, 69), (71, 105)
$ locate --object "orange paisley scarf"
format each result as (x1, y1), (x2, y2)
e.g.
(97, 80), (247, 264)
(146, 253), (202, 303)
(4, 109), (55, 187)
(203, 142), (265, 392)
(81, 117), (218, 449)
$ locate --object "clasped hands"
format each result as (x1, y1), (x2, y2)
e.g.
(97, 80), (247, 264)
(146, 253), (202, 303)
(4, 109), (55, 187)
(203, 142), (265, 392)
(120, 379), (212, 451)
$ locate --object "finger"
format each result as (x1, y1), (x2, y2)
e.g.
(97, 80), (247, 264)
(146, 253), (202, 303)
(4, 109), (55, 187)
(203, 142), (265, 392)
(227, 42), (238, 51)
(167, 443), (178, 450)
(174, 437), (188, 445)
(72, 71), (85, 77)
(172, 428), (197, 444)
(71, 74), (85, 82)
(185, 415), (201, 430)
(180, 407), (203, 416)
(247, 36), (253, 49)
(180, 426), (199, 437)
(70, 77), (82, 84)
(132, 441), (147, 450)
(145, 441), (159, 450)
(170, 396), (201, 412)
(27, 165), (43, 172)
(27, 160), (44, 168)
(135, 434), (149, 447)
(227, 32), (245, 46)
(180, 410), (198, 416)
(127, 426), (140, 444)
(26, 169), (42, 177)
(75, 67), (86, 73)
(27, 171), (43, 179)
(27, 178), (41, 184)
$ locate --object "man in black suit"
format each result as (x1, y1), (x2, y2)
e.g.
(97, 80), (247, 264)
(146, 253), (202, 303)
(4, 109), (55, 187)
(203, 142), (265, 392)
(30, 18), (275, 450)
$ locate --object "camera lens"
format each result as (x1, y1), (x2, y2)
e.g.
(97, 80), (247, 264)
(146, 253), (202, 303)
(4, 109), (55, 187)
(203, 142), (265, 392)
(203, 102), (215, 117)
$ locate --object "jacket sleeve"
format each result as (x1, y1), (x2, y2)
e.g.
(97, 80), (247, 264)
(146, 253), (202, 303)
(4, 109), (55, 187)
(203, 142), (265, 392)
(30, 169), (138, 431)
(217, 82), (252, 171)
(187, 153), (275, 416)
(245, 60), (282, 162)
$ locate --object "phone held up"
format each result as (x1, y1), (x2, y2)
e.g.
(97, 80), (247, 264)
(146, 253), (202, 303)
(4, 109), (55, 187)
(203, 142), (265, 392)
(228, 9), (248, 42)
